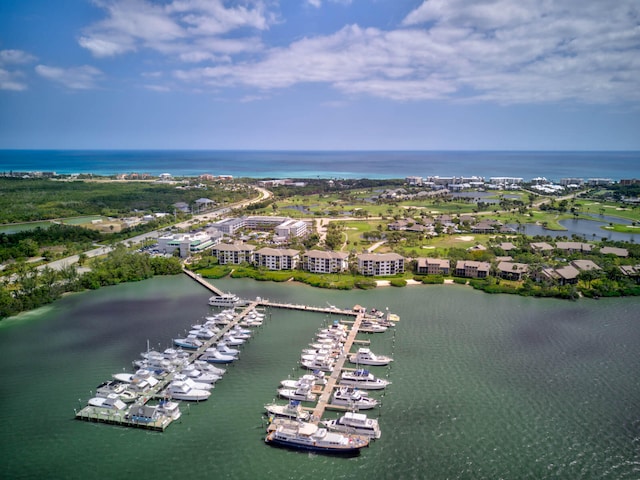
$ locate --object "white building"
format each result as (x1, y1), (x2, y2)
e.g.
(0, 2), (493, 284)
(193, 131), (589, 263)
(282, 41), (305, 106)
(211, 243), (256, 264)
(303, 250), (349, 273)
(254, 248), (300, 270)
(356, 253), (405, 276)
(157, 231), (215, 258)
(275, 219), (308, 240)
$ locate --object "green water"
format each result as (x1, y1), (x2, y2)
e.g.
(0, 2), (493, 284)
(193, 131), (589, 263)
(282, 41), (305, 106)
(1, 276), (639, 479)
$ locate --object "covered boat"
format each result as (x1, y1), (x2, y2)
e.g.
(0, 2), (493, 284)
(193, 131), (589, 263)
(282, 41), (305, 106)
(265, 421), (369, 455)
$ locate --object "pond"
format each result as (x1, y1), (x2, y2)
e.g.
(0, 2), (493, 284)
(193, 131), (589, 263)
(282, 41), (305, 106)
(509, 218), (637, 242)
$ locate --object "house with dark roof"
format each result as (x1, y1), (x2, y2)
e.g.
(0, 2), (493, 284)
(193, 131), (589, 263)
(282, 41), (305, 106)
(497, 261), (529, 281)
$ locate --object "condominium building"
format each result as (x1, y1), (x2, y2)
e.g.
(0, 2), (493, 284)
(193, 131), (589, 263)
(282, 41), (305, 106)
(303, 250), (349, 274)
(454, 260), (491, 278)
(356, 253), (405, 276)
(254, 247), (300, 270)
(416, 258), (450, 275)
(211, 243), (256, 264)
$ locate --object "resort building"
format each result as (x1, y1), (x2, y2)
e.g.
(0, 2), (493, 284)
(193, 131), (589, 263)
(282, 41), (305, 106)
(416, 258), (450, 275)
(497, 261), (529, 281)
(211, 243), (256, 265)
(571, 260), (601, 272)
(356, 253), (405, 276)
(600, 246), (629, 257)
(303, 250), (349, 274)
(209, 216), (308, 239)
(254, 247), (300, 270)
(275, 219), (309, 240)
(555, 242), (593, 253)
(454, 260), (491, 278)
(157, 231), (216, 258)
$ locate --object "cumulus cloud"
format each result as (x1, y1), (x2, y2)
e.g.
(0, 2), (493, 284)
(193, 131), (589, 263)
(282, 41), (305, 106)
(170, 0), (639, 104)
(35, 65), (103, 89)
(79, 0), (271, 61)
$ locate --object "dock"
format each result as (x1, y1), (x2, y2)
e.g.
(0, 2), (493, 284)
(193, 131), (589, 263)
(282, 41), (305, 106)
(75, 300), (261, 430)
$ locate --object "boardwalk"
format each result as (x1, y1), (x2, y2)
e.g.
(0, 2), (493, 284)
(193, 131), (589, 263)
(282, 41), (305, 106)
(183, 268), (225, 297)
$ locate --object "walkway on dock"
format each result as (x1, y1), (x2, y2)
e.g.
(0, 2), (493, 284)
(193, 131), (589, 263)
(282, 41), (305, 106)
(183, 268), (225, 297)
(76, 301), (261, 430)
(310, 312), (364, 423)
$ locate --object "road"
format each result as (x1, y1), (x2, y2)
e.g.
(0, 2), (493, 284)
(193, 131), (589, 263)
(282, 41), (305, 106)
(29, 185), (272, 274)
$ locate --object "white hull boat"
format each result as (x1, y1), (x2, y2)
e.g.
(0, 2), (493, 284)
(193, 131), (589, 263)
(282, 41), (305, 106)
(340, 369), (391, 390)
(322, 412), (381, 439)
(164, 381), (211, 401)
(264, 400), (311, 421)
(348, 348), (393, 366)
(332, 387), (378, 410)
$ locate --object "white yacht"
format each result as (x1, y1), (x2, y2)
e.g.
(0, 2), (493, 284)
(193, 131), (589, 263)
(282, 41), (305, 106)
(172, 335), (203, 350)
(265, 421), (369, 454)
(164, 381), (211, 401)
(300, 354), (335, 372)
(340, 369), (391, 390)
(280, 372), (326, 389)
(192, 360), (226, 377)
(264, 400), (311, 421)
(214, 342), (240, 357)
(172, 373), (213, 391)
(199, 349), (235, 364)
(322, 412), (381, 439)
(332, 387), (378, 410)
(208, 293), (244, 307)
(180, 364), (221, 384)
(348, 347), (393, 366)
(277, 384), (317, 402)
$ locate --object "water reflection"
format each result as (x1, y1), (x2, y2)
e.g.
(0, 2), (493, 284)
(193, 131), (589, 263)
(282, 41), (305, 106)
(508, 219), (636, 242)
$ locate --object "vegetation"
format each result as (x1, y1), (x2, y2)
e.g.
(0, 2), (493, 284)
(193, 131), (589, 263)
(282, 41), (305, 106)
(0, 245), (182, 319)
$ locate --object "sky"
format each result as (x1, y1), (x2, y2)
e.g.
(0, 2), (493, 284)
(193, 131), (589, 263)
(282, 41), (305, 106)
(0, 0), (639, 150)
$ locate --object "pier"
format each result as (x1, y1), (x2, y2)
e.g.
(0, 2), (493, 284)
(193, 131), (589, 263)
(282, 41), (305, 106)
(75, 300), (261, 430)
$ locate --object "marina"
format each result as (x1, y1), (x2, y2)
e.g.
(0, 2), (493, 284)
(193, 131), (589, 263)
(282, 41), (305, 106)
(75, 271), (397, 439)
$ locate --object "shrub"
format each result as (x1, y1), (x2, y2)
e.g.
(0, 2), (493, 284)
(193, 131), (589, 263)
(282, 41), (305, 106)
(390, 278), (407, 287)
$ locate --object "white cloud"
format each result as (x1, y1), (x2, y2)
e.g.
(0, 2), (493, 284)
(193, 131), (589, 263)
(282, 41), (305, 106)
(0, 68), (28, 91)
(0, 49), (37, 91)
(79, 0), (271, 61)
(35, 65), (103, 90)
(171, 0), (639, 104)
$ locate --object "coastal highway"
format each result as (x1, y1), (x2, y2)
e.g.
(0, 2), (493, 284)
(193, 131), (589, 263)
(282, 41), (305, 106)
(22, 185), (272, 275)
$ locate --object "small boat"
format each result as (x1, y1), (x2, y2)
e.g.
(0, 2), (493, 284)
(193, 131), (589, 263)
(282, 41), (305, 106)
(322, 412), (381, 439)
(173, 335), (203, 350)
(340, 369), (391, 390)
(199, 349), (235, 364)
(348, 347), (393, 366)
(164, 381), (211, 401)
(265, 421), (369, 455)
(208, 293), (244, 307)
(332, 387), (378, 410)
(264, 400), (311, 421)
(87, 393), (128, 411)
(278, 384), (317, 402)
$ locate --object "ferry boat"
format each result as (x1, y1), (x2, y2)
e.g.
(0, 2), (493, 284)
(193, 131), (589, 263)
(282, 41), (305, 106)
(265, 421), (369, 455)
(208, 293), (244, 307)
(322, 412), (381, 439)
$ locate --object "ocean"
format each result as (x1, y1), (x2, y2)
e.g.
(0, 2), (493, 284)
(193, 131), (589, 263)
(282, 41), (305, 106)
(1, 276), (639, 480)
(1, 150), (639, 180)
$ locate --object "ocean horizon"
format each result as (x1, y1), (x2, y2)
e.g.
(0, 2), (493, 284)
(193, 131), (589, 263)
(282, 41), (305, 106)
(1, 149), (639, 181)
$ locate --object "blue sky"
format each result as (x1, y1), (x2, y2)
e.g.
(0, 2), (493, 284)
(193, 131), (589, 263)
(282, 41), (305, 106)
(0, 0), (639, 150)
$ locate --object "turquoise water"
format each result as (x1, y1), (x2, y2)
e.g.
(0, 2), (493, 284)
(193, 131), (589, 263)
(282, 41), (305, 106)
(1, 150), (638, 180)
(1, 276), (639, 479)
